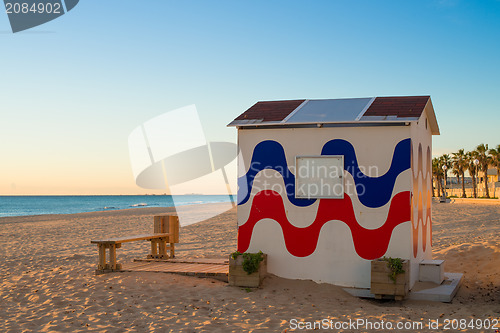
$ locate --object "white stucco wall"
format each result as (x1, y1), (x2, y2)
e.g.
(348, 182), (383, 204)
(236, 125), (416, 288)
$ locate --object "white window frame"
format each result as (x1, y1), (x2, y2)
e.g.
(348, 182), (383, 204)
(295, 155), (344, 199)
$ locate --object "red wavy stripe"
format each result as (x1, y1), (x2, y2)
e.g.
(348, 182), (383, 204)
(238, 190), (411, 260)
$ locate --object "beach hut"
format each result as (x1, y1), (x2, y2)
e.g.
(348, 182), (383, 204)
(228, 96), (440, 289)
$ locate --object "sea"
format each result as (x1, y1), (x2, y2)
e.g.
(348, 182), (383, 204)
(0, 195), (235, 218)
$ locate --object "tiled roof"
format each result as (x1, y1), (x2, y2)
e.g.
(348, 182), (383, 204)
(363, 96), (430, 118)
(233, 100), (305, 122)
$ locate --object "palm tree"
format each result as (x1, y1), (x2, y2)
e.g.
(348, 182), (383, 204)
(440, 154), (452, 196)
(453, 169), (460, 185)
(432, 157), (442, 197)
(466, 151), (479, 198)
(476, 144), (491, 198)
(490, 145), (500, 198)
(489, 144), (500, 169)
(452, 149), (467, 198)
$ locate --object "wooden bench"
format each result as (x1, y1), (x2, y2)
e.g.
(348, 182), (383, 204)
(91, 214), (179, 274)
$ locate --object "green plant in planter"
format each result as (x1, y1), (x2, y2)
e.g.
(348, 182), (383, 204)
(231, 250), (264, 275)
(382, 257), (405, 283)
(231, 251), (241, 260)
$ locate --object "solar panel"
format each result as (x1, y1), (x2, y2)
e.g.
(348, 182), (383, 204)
(284, 98), (374, 124)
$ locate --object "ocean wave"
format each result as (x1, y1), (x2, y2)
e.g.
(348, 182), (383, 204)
(130, 203), (148, 207)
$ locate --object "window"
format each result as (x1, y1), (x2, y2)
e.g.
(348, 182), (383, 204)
(295, 156), (344, 199)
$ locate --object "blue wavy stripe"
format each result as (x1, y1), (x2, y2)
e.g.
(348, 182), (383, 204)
(238, 138), (411, 208)
(321, 138), (411, 208)
(237, 140), (315, 207)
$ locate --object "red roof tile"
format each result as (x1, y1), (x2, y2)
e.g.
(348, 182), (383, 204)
(364, 96), (429, 118)
(234, 100), (306, 122)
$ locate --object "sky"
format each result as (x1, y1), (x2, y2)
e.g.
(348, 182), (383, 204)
(1, 0), (499, 195)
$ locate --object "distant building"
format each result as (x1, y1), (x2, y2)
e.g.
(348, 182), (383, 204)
(478, 167), (499, 184)
(487, 167), (499, 183)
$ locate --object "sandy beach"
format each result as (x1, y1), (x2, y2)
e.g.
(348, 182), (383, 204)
(0, 202), (499, 332)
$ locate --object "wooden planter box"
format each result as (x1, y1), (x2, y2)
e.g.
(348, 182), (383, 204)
(228, 253), (267, 288)
(370, 259), (409, 300)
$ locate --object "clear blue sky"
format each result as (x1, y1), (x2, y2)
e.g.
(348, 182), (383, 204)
(1, 0), (499, 194)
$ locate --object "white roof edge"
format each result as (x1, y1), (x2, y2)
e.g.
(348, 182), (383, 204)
(281, 99), (309, 123)
(423, 98), (440, 135)
(355, 97), (376, 121)
(233, 120), (414, 127)
(305, 97), (374, 101)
